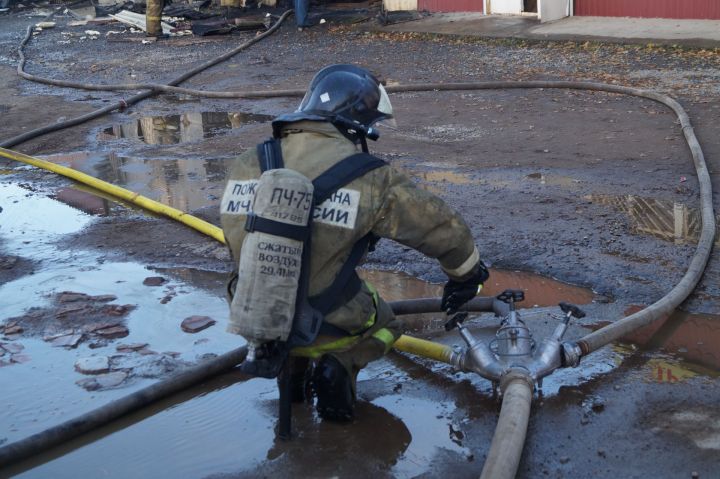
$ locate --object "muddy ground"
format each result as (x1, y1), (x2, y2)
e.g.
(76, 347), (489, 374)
(0, 3), (719, 479)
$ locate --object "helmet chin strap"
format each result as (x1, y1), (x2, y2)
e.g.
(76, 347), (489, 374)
(330, 116), (380, 153)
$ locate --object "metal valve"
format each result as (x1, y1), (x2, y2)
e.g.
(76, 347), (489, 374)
(559, 302), (586, 319)
(497, 289), (525, 305)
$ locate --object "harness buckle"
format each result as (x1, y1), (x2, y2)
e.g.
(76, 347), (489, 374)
(244, 213), (257, 232)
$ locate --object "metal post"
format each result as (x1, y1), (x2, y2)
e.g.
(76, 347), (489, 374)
(674, 202), (685, 244)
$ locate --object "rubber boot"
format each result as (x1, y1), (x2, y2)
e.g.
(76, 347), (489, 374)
(312, 354), (354, 422)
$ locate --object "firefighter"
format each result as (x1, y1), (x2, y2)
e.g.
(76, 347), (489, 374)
(220, 64), (489, 422)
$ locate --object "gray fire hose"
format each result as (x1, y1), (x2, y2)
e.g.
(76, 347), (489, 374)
(479, 372), (534, 479)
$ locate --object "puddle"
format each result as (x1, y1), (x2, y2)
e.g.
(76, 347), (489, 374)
(415, 170), (478, 185)
(53, 186), (114, 216)
(38, 151), (232, 212)
(360, 268), (594, 307)
(360, 268), (595, 335)
(587, 194), (720, 246)
(0, 181), (238, 448)
(4, 374), (278, 479)
(525, 172), (582, 187)
(374, 395), (472, 475)
(599, 306), (720, 381)
(99, 111), (272, 145)
(0, 182), (95, 254)
(395, 165), (479, 194)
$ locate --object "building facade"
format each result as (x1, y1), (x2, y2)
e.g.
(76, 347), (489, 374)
(385, 0), (720, 21)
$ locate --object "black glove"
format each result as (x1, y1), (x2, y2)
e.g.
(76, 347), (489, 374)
(441, 261), (490, 314)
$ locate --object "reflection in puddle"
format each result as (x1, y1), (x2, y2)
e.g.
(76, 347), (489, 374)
(359, 268), (595, 336)
(608, 306), (720, 380)
(53, 187), (112, 216)
(360, 268), (594, 308)
(397, 166), (479, 194)
(99, 111), (272, 145)
(374, 395), (471, 476)
(415, 170), (477, 185)
(0, 181), (237, 449)
(40, 151), (232, 212)
(587, 194), (720, 246)
(525, 172), (582, 187)
(6, 375), (278, 479)
(0, 183), (94, 253)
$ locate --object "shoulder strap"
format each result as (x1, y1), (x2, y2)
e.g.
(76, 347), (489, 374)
(309, 153), (387, 317)
(248, 138), (307, 241)
(312, 153), (386, 205)
(311, 233), (374, 318)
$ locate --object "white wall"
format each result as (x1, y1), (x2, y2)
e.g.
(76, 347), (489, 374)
(384, 0), (417, 11)
(490, 0), (522, 14)
(539, 0), (569, 22)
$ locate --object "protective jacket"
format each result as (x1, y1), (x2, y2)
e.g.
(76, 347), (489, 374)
(221, 121), (480, 338)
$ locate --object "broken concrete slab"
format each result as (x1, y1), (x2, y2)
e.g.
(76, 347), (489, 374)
(55, 303), (91, 317)
(76, 371), (128, 391)
(94, 325), (129, 339)
(91, 294), (118, 302)
(101, 304), (134, 316)
(75, 356), (110, 374)
(116, 342), (149, 353)
(58, 291), (90, 303)
(1, 321), (23, 336)
(84, 320), (123, 333)
(0, 342), (24, 354)
(143, 276), (167, 286)
(3, 324), (24, 336)
(181, 315), (216, 333)
(12, 353), (32, 363)
(45, 332), (83, 348)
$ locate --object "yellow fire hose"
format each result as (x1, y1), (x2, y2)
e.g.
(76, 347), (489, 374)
(393, 335), (456, 364)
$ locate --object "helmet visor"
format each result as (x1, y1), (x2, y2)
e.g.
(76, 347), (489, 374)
(375, 84), (397, 128)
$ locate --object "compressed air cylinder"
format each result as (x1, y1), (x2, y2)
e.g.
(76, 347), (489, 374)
(228, 169), (314, 344)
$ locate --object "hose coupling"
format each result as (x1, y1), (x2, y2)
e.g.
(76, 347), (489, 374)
(560, 341), (582, 367)
(118, 99), (128, 111)
(499, 368), (534, 393)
